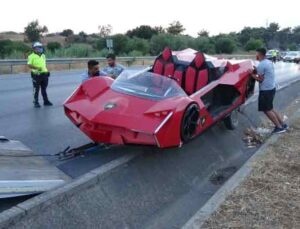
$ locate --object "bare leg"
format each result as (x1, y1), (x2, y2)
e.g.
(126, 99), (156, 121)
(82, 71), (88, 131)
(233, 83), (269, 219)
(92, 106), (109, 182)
(273, 110), (284, 125)
(264, 110), (282, 128)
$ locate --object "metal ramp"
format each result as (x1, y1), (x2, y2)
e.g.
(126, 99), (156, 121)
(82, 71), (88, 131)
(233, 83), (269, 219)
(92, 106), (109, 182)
(0, 137), (69, 198)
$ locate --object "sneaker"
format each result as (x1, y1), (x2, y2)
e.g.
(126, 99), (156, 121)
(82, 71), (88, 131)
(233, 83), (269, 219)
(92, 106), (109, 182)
(282, 123), (289, 130)
(34, 103), (41, 108)
(272, 127), (286, 134)
(44, 101), (53, 106)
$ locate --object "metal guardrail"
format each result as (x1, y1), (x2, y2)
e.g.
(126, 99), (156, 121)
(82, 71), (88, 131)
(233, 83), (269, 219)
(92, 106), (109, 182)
(0, 55), (255, 74)
(0, 56), (156, 66)
(0, 56), (156, 74)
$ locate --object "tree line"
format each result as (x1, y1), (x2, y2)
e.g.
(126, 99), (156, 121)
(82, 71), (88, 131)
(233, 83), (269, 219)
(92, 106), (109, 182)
(0, 20), (299, 59)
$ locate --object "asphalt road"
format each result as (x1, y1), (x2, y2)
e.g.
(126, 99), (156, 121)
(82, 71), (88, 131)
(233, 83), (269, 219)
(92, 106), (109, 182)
(0, 63), (300, 177)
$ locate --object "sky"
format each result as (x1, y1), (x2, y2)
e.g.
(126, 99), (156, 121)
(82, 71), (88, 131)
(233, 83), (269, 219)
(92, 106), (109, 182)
(0, 0), (299, 36)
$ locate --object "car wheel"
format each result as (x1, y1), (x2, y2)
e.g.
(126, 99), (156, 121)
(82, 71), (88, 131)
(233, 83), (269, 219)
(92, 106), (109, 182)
(180, 104), (200, 143)
(223, 109), (239, 130)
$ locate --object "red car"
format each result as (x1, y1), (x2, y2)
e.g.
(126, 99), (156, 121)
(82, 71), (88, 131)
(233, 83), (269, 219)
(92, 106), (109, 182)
(64, 48), (255, 148)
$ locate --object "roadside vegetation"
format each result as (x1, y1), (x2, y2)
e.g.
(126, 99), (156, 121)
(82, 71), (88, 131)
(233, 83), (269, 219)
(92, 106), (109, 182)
(203, 98), (300, 228)
(0, 20), (300, 59)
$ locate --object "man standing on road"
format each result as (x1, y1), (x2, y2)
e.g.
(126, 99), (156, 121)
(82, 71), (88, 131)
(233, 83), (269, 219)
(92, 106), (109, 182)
(271, 50), (277, 63)
(81, 60), (107, 83)
(27, 42), (52, 108)
(249, 48), (288, 134)
(102, 53), (125, 79)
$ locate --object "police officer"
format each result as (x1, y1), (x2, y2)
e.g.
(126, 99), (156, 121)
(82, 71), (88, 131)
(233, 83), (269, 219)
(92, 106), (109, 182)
(271, 50), (277, 63)
(27, 42), (52, 108)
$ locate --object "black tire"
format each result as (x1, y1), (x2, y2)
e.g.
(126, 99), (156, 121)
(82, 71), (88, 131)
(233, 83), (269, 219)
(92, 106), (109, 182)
(223, 109), (239, 130)
(180, 104), (200, 143)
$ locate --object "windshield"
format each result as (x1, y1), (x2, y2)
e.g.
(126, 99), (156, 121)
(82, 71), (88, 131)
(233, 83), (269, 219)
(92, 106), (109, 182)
(111, 69), (186, 100)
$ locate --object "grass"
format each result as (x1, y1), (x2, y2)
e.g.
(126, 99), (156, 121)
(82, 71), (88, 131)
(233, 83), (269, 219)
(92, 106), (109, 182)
(202, 98), (300, 229)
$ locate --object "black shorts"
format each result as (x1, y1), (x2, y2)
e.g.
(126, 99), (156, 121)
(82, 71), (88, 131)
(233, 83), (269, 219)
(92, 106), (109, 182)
(258, 88), (276, 112)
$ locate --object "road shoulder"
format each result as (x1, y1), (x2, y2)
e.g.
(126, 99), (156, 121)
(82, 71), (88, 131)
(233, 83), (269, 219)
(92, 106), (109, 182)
(183, 97), (300, 229)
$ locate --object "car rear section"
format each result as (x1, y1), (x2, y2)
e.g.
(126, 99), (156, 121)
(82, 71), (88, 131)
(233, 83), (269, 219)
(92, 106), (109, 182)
(64, 78), (190, 148)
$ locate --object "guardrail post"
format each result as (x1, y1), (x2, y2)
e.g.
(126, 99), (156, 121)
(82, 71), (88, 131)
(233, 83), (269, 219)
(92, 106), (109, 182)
(69, 63), (71, 70)
(10, 64), (13, 74)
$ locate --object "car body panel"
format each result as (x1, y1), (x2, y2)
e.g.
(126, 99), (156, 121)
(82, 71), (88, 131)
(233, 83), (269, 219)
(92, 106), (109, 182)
(64, 48), (255, 148)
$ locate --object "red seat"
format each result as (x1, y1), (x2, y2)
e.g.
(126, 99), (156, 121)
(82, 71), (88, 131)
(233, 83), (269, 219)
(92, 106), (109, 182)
(184, 52), (208, 95)
(184, 67), (197, 95)
(196, 69), (208, 91)
(173, 67), (185, 87)
(152, 47), (175, 77)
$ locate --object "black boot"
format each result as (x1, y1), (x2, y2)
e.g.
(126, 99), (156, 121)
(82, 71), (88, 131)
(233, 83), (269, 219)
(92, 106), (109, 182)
(44, 100), (53, 106)
(34, 102), (41, 108)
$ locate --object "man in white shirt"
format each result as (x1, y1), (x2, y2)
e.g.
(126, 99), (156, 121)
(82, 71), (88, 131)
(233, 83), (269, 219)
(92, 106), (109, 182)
(102, 53), (125, 79)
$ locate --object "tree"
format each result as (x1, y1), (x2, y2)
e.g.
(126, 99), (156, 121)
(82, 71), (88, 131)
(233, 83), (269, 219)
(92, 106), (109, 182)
(24, 20), (48, 42)
(98, 24), (112, 38)
(153, 26), (165, 34)
(215, 37), (236, 54)
(197, 30), (209, 37)
(245, 38), (264, 51)
(60, 29), (74, 37)
(277, 27), (291, 49)
(126, 25), (158, 40)
(263, 22), (280, 48)
(47, 42), (61, 52)
(109, 34), (129, 54)
(238, 27), (266, 46)
(78, 31), (88, 42)
(268, 22), (280, 34)
(94, 38), (106, 50)
(166, 21), (185, 35)
(292, 26), (300, 45)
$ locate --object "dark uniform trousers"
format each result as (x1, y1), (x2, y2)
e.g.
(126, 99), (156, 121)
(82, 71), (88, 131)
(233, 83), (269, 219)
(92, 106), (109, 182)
(31, 72), (49, 103)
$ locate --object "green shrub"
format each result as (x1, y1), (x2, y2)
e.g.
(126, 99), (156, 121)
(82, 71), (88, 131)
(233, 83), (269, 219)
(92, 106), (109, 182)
(126, 37), (150, 55)
(149, 34), (189, 55)
(49, 43), (93, 57)
(98, 48), (109, 57)
(0, 40), (31, 58)
(215, 37), (236, 54)
(190, 37), (215, 54)
(128, 50), (143, 57)
(288, 43), (298, 51)
(0, 40), (13, 58)
(245, 38), (264, 51)
(47, 42), (61, 52)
